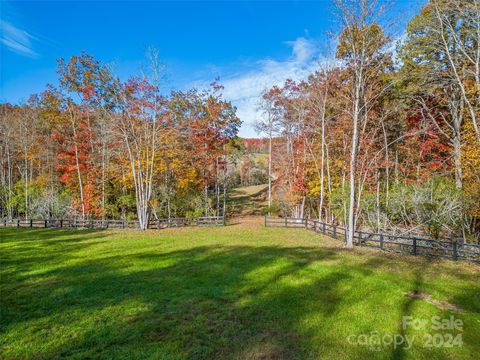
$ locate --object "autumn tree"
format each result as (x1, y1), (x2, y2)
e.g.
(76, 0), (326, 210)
(256, 88), (283, 211)
(335, 0), (392, 246)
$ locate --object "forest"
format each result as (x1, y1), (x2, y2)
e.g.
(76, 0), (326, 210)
(1, 0), (480, 241)
(257, 0), (480, 244)
(0, 50), (246, 230)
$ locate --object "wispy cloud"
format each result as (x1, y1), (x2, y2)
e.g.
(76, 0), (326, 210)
(1, 20), (38, 58)
(201, 37), (323, 137)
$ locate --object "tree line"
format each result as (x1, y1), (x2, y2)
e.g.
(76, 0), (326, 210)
(257, 0), (480, 244)
(1, 0), (479, 240)
(0, 50), (240, 230)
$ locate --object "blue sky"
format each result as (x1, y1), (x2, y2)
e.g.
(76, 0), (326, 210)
(1, 0), (423, 136)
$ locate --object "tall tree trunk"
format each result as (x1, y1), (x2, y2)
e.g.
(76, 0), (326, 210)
(24, 146), (28, 220)
(268, 128), (272, 212)
(452, 100), (463, 190)
(69, 110), (86, 219)
(223, 154), (227, 221)
(347, 73), (362, 248)
(216, 157), (220, 217)
(101, 141), (106, 218)
(7, 146), (13, 219)
(319, 108), (326, 222)
(376, 170), (381, 232)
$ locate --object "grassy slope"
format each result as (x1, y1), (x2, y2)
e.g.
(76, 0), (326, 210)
(227, 184), (268, 216)
(1, 218), (479, 359)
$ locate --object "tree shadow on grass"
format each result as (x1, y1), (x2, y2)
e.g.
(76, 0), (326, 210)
(1, 236), (478, 359)
(390, 268), (424, 360)
(2, 244), (350, 359)
(359, 254), (479, 360)
(0, 227), (109, 243)
(0, 229), (108, 275)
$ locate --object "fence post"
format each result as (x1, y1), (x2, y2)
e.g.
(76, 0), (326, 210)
(453, 241), (458, 261)
(333, 225), (337, 239)
(305, 218), (308, 229)
(413, 238), (417, 255)
(380, 233), (384, 250)
(285, 217), (288, 228)
(17, 219), (20, 228)
(264, 215), (267, 227)
(322, 223), (326, 235)
(44, 219), (48, 228)
(30, 219), (33, 228)
(222, 216), (226, 226)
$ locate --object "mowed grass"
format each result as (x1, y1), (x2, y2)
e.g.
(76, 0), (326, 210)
(1, 218), (479, 359)
(229, 184), (269, 198)
(228, 184), (268, 216)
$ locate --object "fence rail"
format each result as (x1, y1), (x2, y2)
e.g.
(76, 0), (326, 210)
(265, 216), (480, 263)
(0, 216), (225, 231)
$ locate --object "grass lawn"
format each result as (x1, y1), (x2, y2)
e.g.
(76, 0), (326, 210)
(229, 184), (269, 198)
(1, 218), (479, 359)
(228, 184), (268, 216)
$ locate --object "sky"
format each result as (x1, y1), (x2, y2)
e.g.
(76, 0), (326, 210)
(1, 0), (424, 137)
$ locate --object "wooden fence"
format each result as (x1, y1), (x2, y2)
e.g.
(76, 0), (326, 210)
(0, 216), (225, 231)
(265, 216), (480, 263)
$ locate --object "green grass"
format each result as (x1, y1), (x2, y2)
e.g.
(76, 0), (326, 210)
(229, 184), (268, 197)
(228, 184), (268, 216)
(1, 218), (479, 359)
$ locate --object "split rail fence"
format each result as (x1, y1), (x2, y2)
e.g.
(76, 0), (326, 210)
(0, 216), (225, 231)
(264, 216), (480, 263)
